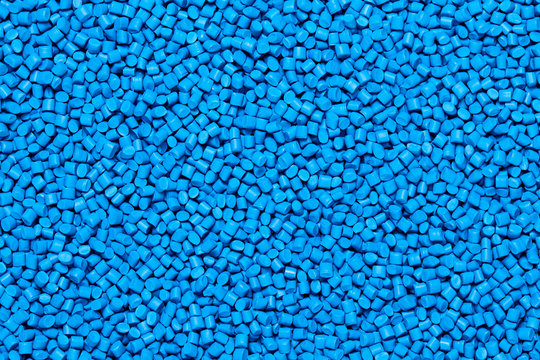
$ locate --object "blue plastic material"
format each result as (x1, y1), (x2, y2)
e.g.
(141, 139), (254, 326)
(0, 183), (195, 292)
(0, 0), (538, 359)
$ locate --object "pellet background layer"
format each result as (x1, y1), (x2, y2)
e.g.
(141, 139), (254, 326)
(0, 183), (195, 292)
(0, 0), (539, 359)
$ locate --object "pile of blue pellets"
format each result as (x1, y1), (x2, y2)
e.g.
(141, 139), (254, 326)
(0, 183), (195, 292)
(0, 0), (539, 359)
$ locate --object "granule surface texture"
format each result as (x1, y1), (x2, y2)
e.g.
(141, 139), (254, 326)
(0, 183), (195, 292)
(1, 0), (540, 359)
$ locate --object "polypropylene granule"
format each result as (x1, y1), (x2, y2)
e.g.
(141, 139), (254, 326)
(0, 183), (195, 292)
(0, 0), (539, 359)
